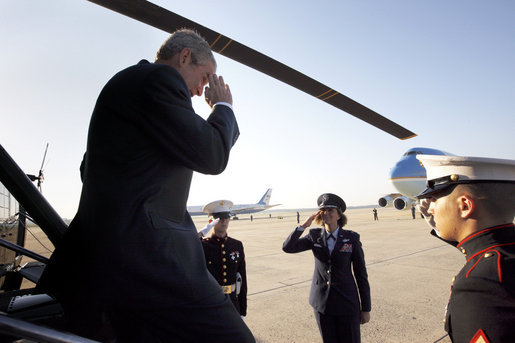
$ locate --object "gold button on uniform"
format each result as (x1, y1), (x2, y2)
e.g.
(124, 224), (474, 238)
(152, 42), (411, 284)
(223, 272), (227, 276)
(460, 247), (466, 255)
(484, 253), (493, 258)
(223, 265), (227, 269)
(222, 251), (226, 255)
(223, 258), (226, 262)
(221, 244), (224, 248)
(223, 279), (227, 283)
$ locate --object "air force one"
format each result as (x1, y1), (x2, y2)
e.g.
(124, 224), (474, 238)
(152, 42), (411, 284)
(187, 188), (280, 217)
(378, 147), (453, 210)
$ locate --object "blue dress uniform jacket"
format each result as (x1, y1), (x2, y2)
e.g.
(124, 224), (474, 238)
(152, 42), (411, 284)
(39, 60), (239, 311)
(282, 227), (371, 315)
(202, 235), (247, 316)
(444, 224), (515, 343)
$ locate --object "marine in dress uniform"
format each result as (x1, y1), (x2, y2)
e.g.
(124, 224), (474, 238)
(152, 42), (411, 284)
(283, 193), (371, 343)
(416, 155), (515, 343)
(201, 201), (248, 317)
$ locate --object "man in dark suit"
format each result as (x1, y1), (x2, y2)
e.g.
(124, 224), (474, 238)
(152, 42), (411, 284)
(38, 29), (254, 342)
(283, 193), (371, 343)
(416, 155), (515, 343)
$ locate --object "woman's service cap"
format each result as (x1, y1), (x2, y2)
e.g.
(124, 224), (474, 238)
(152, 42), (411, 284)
(317, 193), (346, 213)
(416, 155), (515, 199)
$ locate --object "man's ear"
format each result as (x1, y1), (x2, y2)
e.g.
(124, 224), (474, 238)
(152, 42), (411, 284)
(458, 194), (475, 218)
(179, 48), (191, 67)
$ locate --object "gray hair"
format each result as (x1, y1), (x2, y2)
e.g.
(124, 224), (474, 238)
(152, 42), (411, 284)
(156, 28), (216, 68)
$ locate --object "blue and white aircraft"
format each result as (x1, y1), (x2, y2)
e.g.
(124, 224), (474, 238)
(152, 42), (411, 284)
(187, 188), (280, 217)
(378, 147), (452, 210)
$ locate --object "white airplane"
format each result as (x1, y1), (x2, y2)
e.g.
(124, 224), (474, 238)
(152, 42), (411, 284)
(378, 147), (453, 210)
(187, 188), (280, 217)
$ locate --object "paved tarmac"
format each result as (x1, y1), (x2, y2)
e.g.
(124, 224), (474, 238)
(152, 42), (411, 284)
(22, 207), (463, 342)
(192, 208), (460, 343)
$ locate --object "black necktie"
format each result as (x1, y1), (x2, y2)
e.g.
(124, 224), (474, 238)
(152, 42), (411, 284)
(327, 234), (335, 241)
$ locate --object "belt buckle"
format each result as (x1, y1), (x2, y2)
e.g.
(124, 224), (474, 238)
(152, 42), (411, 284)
(222, 284), (234, 294)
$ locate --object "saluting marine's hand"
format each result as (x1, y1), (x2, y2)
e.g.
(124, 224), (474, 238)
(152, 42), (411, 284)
(199, 218), (220, 237)
(417, 199), (436, 230)
(301, 211), (320, 229)
(204, 74), (232, 108)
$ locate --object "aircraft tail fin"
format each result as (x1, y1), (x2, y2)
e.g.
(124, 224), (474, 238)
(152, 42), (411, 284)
(258, 189), (272, 205)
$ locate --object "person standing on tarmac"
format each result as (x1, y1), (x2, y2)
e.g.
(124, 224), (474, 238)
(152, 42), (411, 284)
(38, 28), (254, 343)
(200, 200), (248, 318)
(283, 193), (371, 343)
(416, 155), (515, 343)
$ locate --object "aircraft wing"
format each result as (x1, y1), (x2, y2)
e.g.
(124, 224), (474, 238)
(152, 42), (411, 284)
(87, 0), (417, 140)
(265, 204), (281, 210)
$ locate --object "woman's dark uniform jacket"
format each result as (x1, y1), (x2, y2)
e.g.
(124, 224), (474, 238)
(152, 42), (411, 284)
(442, 224), (515, 343)
(202, 235), (247, 316)
(282, 227), (371, 315)
(38, 60), (240, 312)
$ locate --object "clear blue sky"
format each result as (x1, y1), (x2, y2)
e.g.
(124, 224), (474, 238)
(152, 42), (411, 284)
(1, 0), (514, 219)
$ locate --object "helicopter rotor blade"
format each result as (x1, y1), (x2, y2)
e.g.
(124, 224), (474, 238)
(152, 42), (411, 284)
(87, 0), (416, 140)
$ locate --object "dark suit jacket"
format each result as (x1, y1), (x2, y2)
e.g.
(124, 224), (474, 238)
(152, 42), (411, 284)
(39, 60), (239, 310)
(283, 227), (371, 315)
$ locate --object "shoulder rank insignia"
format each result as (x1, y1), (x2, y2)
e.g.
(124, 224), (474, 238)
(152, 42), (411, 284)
(470, 329), (490, 343)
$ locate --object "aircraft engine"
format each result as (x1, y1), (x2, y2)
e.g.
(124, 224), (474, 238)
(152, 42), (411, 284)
(378, 195), (395, 208)
(393, 196), (416, 210)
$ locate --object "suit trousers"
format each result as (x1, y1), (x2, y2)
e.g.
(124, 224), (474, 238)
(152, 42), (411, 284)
(108, 295), (255, 343)
(314, 310), (361, 343)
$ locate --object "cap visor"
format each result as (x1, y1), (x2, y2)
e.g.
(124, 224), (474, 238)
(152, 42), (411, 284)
(213, 212), (231, 219)
(416, 184), (453, 199)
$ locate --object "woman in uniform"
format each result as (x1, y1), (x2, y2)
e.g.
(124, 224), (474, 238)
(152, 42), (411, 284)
(283, 193), (371, 343)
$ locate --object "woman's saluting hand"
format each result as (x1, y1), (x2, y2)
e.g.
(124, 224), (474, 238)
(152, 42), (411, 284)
(301, 210), (321, 229)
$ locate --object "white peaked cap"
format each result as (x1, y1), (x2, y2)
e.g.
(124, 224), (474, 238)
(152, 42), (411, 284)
(203, 200), (234, 216)
(415, 155), (515, 198)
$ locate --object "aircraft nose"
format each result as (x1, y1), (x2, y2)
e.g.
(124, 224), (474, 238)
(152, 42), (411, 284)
(389, 160), (406, 179)
(389, 156), (426, 179)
